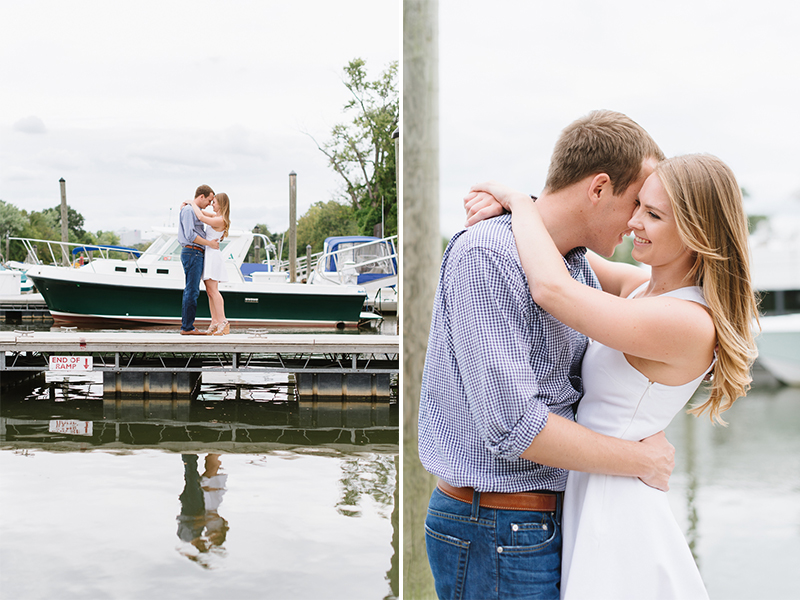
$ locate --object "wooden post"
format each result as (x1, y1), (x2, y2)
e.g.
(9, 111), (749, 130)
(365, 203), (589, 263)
(59, 178), (69, 265)
(403, 0), (440, 597)
(59, 178), (68, 243)
(289, 171), (297, 282)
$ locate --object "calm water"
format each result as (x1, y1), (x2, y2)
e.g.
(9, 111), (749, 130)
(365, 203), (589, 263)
(665, 378), (800, 600)
(1, 317), (398, 600)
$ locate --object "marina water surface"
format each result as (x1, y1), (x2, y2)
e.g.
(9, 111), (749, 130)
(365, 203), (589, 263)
(0, 320), (398, 600)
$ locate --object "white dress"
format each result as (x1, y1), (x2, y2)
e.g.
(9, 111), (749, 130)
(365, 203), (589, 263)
(203, 226), (228, 282)
(560, 285), (711, 600)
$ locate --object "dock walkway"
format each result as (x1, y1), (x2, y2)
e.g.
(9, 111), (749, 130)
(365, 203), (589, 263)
(1, 331), (399, 398)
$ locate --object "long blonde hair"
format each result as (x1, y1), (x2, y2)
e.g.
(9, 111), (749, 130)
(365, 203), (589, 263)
(656, 154), (759, 424)
(214, 193), (231, 241)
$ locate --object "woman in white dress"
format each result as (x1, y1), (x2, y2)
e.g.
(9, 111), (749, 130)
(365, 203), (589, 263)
(466, 154), (759, 599)
(191, 192), (231, 335)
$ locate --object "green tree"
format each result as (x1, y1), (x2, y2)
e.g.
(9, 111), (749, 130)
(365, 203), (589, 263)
(0, 200), (121, 261)
(295, 200), (359, 255)
(41, 205), (90, 242)
(0, 200), (27, 259)
(87, 230), (121, 246)
(310, 58), (398, 238)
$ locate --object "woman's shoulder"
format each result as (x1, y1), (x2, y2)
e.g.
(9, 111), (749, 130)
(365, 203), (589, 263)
(662, 285), (707, 307)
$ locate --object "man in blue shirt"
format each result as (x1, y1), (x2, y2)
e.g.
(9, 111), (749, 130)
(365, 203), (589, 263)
(178, 184), (218, 335)
(419, 111), (672, 598)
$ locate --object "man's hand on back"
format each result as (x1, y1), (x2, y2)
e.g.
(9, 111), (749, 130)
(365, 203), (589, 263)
(638, 431), (675, 491)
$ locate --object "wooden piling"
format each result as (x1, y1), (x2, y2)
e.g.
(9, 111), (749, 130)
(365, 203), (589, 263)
(289, 171), (297, 282)
(403, 0), (440, 596)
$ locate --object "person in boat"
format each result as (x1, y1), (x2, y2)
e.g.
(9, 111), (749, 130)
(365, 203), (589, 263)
(190, 192), (231, 335)
(462, 154), (758, 598)
(179, 185), (219, 335)
(418, 110), (675, 599)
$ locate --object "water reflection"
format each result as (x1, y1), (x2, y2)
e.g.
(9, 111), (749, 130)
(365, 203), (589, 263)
(177, 454), (229, 568)
(1, 380), (399, 598)
(682, 410), (700, 565)
(666, 383), (800, 600)
(0, 390), (398, 450)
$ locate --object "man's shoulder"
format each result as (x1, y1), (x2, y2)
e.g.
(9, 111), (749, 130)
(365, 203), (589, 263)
(447, 214), (515, 257)
(441, 215), (524, 289)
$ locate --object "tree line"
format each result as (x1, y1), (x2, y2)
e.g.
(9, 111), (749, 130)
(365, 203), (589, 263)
(0, 200), (121, 262)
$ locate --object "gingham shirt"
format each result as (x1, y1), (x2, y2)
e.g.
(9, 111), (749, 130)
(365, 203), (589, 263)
(418, 213), (600, 493)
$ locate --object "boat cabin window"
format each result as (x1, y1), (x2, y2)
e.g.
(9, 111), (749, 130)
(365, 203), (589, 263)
(759, 289), (800, 315)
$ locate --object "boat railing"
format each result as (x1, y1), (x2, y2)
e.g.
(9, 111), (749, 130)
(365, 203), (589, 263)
(9, 237), (144, 274)
(254, 235), (398, 283)
(309, 236), (398, 285)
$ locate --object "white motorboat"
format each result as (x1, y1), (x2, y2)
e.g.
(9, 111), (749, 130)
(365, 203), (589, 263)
(18, 228), (370, 328)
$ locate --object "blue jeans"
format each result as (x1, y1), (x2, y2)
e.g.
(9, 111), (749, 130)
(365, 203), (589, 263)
(181, 247), (204, 331)
(425, 486), (562, 600)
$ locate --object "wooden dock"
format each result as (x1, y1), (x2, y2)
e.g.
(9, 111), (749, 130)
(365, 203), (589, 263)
(1, 331), (399, 399)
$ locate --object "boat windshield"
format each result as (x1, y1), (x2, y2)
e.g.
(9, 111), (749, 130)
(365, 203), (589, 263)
(156, 237), (233, 262)
(141, 235), (171, 258)
(327, 240), (396, 275)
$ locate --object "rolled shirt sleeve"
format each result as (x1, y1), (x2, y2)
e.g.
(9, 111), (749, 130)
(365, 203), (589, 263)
(418, 214), (594, 493)
(448, 244), (550, 460)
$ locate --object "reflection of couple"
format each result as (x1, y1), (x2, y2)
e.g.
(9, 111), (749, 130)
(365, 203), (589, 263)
(177, 454), (229, 563)
(419, 111), (759, 598)
(179, 185), (232, 336)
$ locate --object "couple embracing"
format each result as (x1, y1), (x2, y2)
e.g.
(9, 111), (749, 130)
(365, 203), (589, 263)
(419, 110), (759, 599)
(178, 184), (232, 336)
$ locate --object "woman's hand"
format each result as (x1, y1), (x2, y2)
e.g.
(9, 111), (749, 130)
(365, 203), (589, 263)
(464, 191), (504, 227)
(465, 182), (531, 227)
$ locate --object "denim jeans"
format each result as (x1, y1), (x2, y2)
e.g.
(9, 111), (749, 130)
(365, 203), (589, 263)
(181, 247), (204, 331)
(425, 486), (562, 600)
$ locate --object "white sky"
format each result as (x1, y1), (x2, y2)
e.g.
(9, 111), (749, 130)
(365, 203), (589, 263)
(0, 0), (400, 237)
(438, 0), (800, 238)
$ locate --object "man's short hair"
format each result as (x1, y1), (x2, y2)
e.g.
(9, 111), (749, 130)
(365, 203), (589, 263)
(545, 110), (665, 196)
(195, 184), (215, 198)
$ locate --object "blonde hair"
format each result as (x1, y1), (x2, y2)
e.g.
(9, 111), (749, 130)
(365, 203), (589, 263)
(656, 154), (759, 424)
(545, 110), (665, 196)
(214, 193), (231, 241)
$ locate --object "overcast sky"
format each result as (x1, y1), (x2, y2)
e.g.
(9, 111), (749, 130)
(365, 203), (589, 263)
(437, 0), (800, 238)
(1, 0), (399, 237)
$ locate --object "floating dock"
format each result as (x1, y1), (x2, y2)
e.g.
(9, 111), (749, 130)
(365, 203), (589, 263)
(0, 330), (398, 399)
(0, 294), (51, 322)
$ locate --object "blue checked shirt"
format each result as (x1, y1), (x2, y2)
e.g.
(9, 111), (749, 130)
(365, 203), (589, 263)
(418, 213), (600, 493)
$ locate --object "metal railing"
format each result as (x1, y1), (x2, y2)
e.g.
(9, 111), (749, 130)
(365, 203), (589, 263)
(9, 237), (143, 273)
(278, 236), (398, 284)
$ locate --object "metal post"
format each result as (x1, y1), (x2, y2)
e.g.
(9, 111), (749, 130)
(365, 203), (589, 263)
(289, 171), (297, 282)
(306, 244), (312, 281)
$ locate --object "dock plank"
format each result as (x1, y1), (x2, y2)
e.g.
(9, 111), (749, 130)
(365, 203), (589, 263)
(0, 331), (398, 355)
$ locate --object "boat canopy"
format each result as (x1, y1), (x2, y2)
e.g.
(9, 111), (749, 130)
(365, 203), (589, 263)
(71, 245), (142, 257)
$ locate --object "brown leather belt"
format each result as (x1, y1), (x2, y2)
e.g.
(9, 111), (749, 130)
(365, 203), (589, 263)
(438, 480), (558, 512)
(183, 244), (204, 252)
